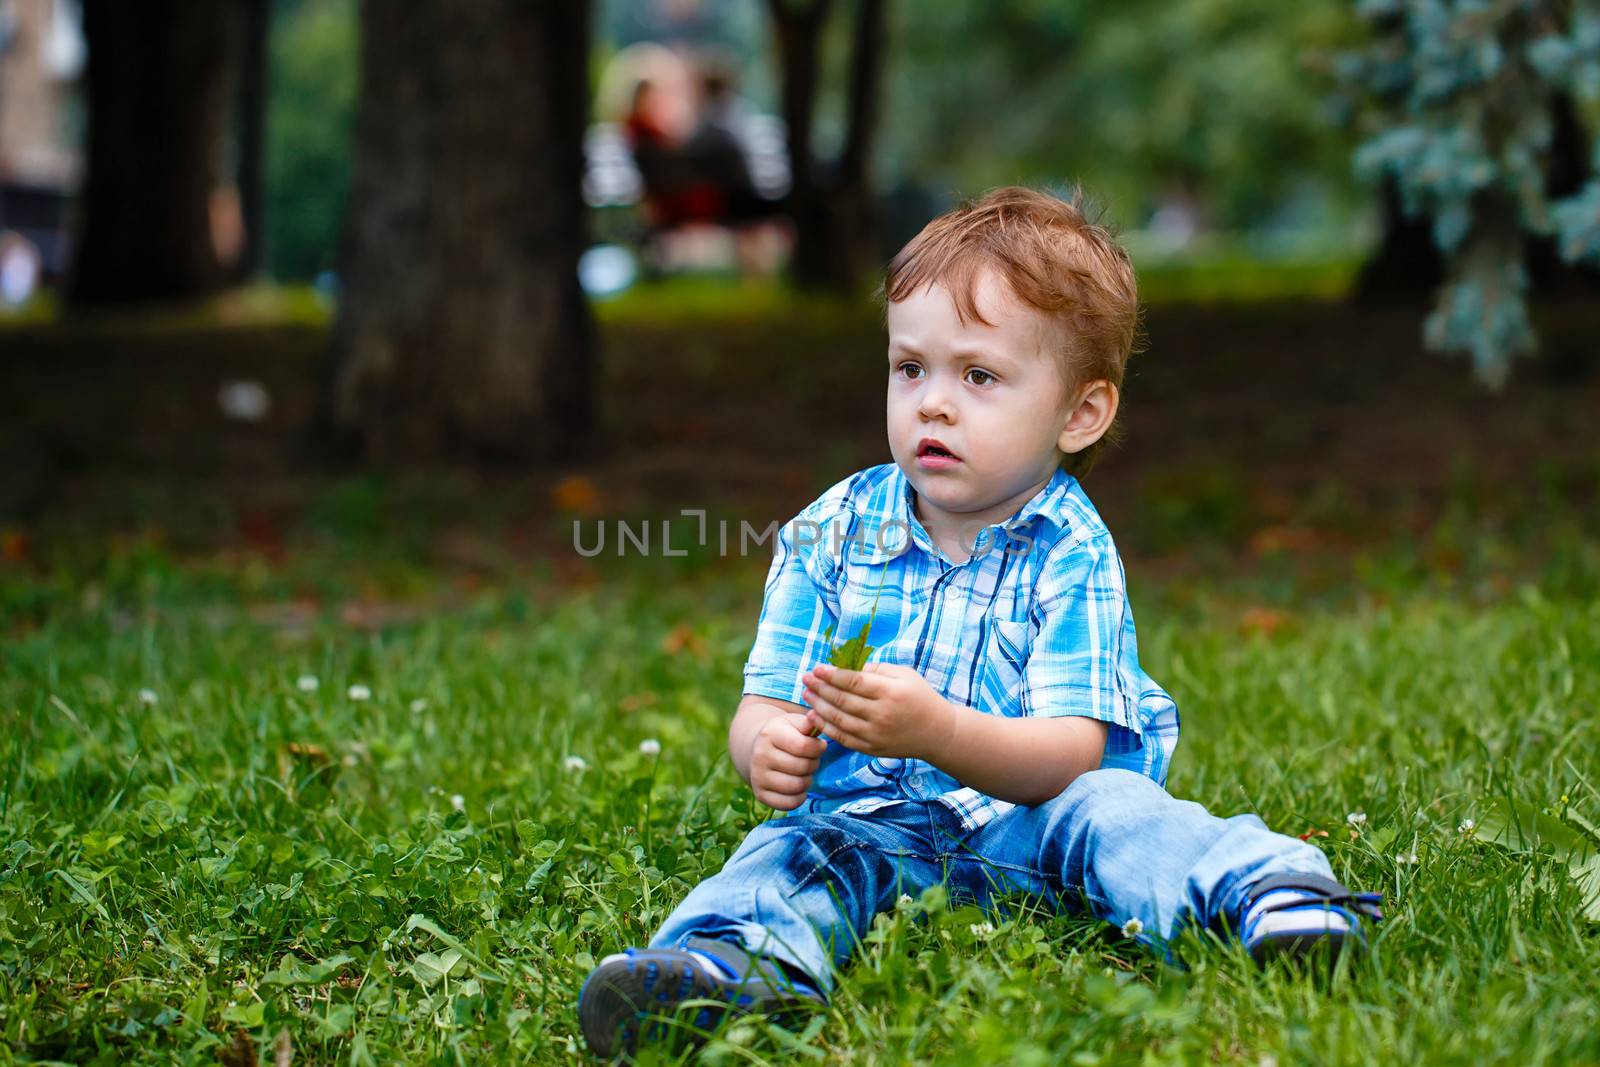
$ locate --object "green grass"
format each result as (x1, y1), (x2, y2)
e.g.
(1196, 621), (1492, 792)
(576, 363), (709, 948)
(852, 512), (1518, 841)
(0, 249), (1363, 340)
(3, 525), (1598, 1065)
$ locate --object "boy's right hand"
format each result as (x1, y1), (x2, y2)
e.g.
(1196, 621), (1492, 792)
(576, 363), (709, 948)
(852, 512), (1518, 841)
(749, 712), (827, 811)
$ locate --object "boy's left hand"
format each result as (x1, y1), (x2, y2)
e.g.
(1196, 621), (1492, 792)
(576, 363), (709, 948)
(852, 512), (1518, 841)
(801, 661), (955, 762)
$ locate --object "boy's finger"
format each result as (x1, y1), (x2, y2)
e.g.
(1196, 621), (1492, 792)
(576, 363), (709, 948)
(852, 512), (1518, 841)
(806, 692), (871, 738)
(762, 749), (817, 775)
(817, 719), (869, 753)
(806, 678), (868, 716)
(815, 664), (884, 698)
(773, 734), (826, 763)
(758, 769), (812, 795)
(758, 789), (807, 811)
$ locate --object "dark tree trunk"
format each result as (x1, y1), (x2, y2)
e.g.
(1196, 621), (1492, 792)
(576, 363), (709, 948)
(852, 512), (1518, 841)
(326, 0), (598, 464)
(230, 0), (271, 283)
(766, 0), (889, 294)
(1526, 90), (1598, 296)
(831, 0), (888, 288)
(1353, 174), (1443, 302)
(70, 0), (235, 306)
(766, 0), (889, 295)
(767, 0), (832, 289)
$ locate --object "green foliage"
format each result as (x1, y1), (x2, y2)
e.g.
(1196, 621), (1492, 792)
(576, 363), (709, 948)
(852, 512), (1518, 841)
(1344, 0), (1600, 386)
(884, 0), (1364, 231)
(264, 0), (358, 281)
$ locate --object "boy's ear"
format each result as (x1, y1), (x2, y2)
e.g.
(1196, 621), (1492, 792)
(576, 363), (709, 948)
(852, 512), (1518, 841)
(1057, 379), (1119, 455)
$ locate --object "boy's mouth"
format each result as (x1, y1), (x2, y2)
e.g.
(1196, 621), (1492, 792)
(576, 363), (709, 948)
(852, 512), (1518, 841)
(916, 438), (961, 468)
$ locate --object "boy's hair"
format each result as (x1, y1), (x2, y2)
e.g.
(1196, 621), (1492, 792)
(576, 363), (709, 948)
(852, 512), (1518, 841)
(875, 184), (1142, 478)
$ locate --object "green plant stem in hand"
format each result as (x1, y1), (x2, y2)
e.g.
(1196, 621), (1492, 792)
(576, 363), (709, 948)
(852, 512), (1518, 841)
(810, 557), (892, 737)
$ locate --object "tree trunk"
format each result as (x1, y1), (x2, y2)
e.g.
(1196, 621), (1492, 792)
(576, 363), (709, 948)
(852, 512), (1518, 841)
(767, 0), (831, 289)
(767, 0), (889, 295)
(1526, 90), (1597, 296)
(1352, 174), (1443, 302)
(70, 0), (234, 306)
(327, 0), (598, 464)
(832, 0), (887, 288)
(230, 0), (270, 283)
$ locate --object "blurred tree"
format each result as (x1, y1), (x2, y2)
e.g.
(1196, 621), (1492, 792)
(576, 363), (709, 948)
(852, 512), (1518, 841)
(880, 0), (1360, 231)
(229, 0), (272, 282)
(70, 1), (236, 305)
(1354, 174), (1445, 297)
(264, 0), (356, 281)
(327, 0), (598, 463)
(1347, 0), (1600, 387)
(768, 0), (888, 293)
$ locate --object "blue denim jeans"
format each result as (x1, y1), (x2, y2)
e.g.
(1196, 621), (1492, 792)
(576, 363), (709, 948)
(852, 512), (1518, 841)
(648, 768), (1335, 993)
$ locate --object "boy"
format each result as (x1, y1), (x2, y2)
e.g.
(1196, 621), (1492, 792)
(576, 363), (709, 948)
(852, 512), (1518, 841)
(578, 186), (1383, 1059)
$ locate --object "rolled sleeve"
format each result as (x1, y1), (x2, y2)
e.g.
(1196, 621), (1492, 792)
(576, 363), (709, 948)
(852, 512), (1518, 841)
(742, 507), (841, 705)
(1019, 535), (1145, 747)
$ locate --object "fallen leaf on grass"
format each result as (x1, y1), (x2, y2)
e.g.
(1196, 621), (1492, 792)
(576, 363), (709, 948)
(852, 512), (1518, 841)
(278, 742), (339, 802)
(660, 623), (708, 658)
(1248, 525), (1328, 557)
(219, 1030), (257, 1067)
(1238, 606), (1294, 637)
(550, 474), (603, 514)
(0, 528), (31, 563)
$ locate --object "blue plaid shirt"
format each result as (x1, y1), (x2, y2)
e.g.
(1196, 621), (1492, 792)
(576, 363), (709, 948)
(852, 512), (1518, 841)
(742, 462), (1180, 831)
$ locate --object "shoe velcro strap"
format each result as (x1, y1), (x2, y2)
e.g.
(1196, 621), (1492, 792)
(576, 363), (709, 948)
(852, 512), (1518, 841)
(684, 937), (825, 1001)
(1244, 872), (1385, 921)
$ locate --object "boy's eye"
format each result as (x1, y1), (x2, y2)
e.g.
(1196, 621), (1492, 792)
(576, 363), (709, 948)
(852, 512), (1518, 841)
(896, 362), (923, 380)
(966, 368), (995, 386)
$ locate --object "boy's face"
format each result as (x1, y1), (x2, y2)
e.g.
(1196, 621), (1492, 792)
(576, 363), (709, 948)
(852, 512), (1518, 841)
(885, 267), (1080, 531)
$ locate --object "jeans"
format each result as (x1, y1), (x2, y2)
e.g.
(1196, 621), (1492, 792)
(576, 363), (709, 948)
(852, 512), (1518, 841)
(648, 768), (1335, 994)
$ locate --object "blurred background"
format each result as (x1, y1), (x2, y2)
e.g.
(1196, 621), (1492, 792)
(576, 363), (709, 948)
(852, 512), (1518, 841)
(0, 0), (1596, 611)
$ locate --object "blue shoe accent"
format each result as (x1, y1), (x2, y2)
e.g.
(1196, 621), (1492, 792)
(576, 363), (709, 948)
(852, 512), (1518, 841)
(578, 939), (827, 1059)
(1238, 872), (1384, 968)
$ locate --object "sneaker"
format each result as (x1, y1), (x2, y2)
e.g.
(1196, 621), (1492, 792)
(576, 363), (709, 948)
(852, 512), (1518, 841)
(1238, 872), (1384, 970)
(578, 936), (826, 1059)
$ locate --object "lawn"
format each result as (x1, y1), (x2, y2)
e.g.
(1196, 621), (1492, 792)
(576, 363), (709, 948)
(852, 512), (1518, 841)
(3, 513), (1598, 1065)
(3, 283), (1599, 1062)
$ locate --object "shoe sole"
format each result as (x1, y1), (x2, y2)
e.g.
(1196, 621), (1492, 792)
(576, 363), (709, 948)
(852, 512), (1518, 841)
(579, 949), (808, 1059)
(1247, 927), (1362, 973)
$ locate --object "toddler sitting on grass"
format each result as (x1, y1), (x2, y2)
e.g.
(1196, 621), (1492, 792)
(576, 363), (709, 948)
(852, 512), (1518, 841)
(578, 185), (1383, 1059)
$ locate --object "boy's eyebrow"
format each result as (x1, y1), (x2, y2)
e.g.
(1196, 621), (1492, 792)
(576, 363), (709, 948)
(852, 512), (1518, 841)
(888, 340), (1012, 364)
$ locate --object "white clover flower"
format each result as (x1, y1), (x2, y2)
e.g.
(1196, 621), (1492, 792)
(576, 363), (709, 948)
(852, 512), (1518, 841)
(1397, 851), (1419, 865)
(1346, 811), (1367, 827)
(564, 755), (589, 772)
(296, 675), (319, 693)
(968, 921), (995, 939)
(1458, 818), (1476, 835)
(347, 684), (371, 701)
(639, 738), (661, 756)
(896, 893), (914, 909)
(409, 698), (428, 713)
(136, 688), (158, 706)
(450, 794), (466, 813)
(1121, 917), (1144, 938)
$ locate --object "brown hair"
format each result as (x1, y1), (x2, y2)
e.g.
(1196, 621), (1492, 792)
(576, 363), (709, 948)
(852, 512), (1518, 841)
(875, 184), (1142, 477)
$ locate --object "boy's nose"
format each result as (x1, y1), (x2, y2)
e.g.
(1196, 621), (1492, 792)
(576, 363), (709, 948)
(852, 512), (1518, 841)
(917, 386), (956, 422)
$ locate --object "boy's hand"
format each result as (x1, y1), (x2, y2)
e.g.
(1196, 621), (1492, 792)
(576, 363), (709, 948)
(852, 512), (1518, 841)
(801, 662), (955, 763)
(749, 712), (827, 811)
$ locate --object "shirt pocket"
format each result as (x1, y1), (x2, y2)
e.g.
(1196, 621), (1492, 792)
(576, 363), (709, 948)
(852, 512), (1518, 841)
(978, 617), (1032, 715)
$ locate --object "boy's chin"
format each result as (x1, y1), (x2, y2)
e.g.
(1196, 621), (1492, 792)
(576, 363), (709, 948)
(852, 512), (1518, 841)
(907, 477), (972, 513)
